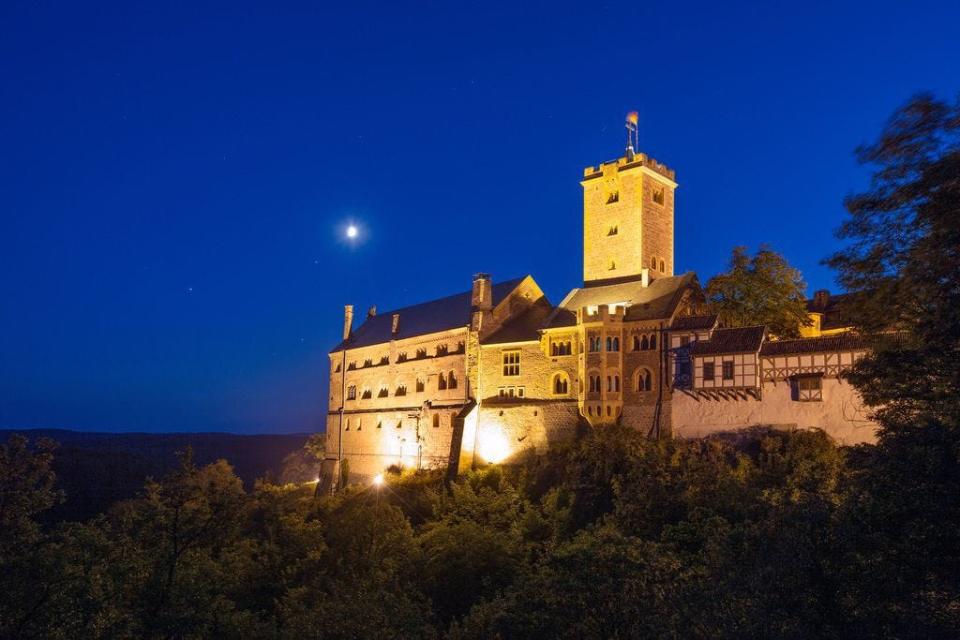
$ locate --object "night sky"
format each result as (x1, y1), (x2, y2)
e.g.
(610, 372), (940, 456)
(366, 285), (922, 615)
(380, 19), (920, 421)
(2, 1), (958, 434)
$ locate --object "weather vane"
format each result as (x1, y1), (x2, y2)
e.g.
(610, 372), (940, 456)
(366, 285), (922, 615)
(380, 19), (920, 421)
(625, 111), (639, 158)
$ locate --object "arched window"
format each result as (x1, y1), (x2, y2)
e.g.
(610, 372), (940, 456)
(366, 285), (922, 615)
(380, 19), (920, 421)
(651, 256), (657, 270)
(447, 371), (457, 389)
(416, 378), (425, 393)
(660, 259), (665, 272)
(438, 374), (447, 390)
(606, 337), (612, 351)
(641, 335), (649, 350)
(635, 368), (653, 392)
(607, 376), (613, 392)
(650, 334), (657, 350)
(612, 337), (619, 351)
(553, 373), (569, 395)
(614, 375), (620, 392)
(587, 405), (593, 416)
(432, 414), (440, 428)
(551, 343), (558, 356)
(633, 336), (640, 351)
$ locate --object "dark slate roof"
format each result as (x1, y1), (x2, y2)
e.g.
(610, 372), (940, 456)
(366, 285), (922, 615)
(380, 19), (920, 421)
(806, 291), (854, 331)
(482, 300), (554, 345)
(543, 307), (577, 329)
(760, 333), (866, 356)
(671, 314), (718, 331)
(690, 326), (766, 355)
(560, 272), (698, 322)
(331, 276), (527, 352)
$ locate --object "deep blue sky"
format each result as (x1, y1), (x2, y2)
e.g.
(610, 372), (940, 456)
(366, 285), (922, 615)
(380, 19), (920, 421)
(2, 1), (958, 434)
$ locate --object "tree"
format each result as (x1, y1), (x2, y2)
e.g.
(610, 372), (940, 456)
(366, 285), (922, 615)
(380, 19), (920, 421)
(825, 92), (960, 424)
(705, 245), (811, 338)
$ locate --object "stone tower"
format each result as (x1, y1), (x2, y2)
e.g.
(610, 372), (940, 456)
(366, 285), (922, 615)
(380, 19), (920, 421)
(581, 150), (677, 285)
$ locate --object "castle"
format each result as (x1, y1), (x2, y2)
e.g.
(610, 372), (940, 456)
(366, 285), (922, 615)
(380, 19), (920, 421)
(323, 132), (879, 481)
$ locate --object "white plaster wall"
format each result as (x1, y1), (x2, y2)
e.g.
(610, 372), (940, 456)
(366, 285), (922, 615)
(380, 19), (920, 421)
(672, 377), (879, 445)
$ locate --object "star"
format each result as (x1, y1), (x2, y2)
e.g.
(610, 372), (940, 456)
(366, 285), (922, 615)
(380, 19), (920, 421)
(346, 225), (358, 239)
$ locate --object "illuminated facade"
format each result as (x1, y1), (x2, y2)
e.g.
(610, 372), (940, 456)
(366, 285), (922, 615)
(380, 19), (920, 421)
(323, 139), (878, 481)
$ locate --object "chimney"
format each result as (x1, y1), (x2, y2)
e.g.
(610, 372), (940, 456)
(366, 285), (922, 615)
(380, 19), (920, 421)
(342, 305), (354, 342)
(813, 289), (830, 310)
(471, 273), (493, 333)
(367, 305), (377, 319)
(391, 313), (400, 336)
(641, 268), (650, 288)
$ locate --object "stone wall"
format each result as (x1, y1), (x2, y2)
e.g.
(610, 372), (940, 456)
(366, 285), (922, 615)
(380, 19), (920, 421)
(671, 378), (879, 445)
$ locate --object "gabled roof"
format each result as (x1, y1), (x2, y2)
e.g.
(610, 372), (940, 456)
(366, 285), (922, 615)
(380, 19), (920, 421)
(691, 326), (766, 356)
(760, 333), (866, 356)
(331, 276), (527, 352)
(671, 314), (718, 331)
(560, 272), (698, 322)
(543, 307), (577, 329)
(806, 291), (854, 331)
(482, 299), (554, 345)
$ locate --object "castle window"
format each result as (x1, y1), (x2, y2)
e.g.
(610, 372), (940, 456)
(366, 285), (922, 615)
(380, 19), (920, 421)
(660, 259), (665, 273)
(793, 375), (823, 402)
(379, 355), (389, 365)
(361, 388), (372, 399)
(456, 341), (465, 353)
(608, 260), (616, 271)
(606, 376), (612, 392)
(614, 375), (620, 392)
(641, 335), (649, 350)
(652, 187), (665, 205)
(436, 344), (448, 357)
(651, 256), (658, 270)
(348, 362), (356, 370)
(377, 421), (382, 429)
(347, 385), (357, 400)
(357, 419), (362, 431)
(722, 361), (734, 380)
(703, 362), (715, 382)
(432, 414), (440, 428)
(608, 225), (618, 236)
(345, 419), (350, 431)
(416, 378), (425, 393)
(502, 350), (521, 377)
(364, 358), (373, 367)
(552, 373), (569, 395)
(606, 405), (612, 417)
(378, 385), (388, 398)
(335, 363), (341, 373)
(396, 420), (402, 429)
(607, 190), (619, 204)
(396, 383), (407, 396)
(447, 371), (458, 389)
(397, 352), (408, 362)
(416, 348), (427, 359)
(587, 405), (593, 416)
(552, 340), (572, 356)
(438, 374), (447, 391)
(632, 336), (640, 351)
(650, 334), (656, 350)
(636, 368), (652, 392)
(589, 335), (601, 352)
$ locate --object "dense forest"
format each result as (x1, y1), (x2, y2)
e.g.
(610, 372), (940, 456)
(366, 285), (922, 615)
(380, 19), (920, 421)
(1, 94), (957, 639)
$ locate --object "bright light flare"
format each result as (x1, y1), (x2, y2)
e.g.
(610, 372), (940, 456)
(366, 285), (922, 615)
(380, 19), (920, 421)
(478, 429), (511, 464)
(372, 473), (385, 487)
(346, 224), (358, 239)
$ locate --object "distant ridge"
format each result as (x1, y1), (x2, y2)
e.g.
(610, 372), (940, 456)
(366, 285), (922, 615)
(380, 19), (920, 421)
(1, 428), (315, 523)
